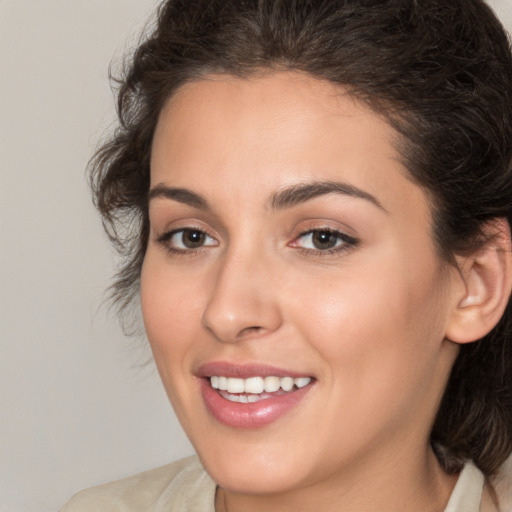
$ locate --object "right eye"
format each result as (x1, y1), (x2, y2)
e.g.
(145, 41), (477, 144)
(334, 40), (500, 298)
(158, 228), (218, 251)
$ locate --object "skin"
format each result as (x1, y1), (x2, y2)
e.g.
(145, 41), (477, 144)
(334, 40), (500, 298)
(141, 72), (467, 511)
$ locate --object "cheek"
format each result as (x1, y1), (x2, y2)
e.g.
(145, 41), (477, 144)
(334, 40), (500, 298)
(140, 257), (202, 381)
(140, 257), (212, 439)
(288, 267), (448, 459)
(294, 273), (407, 368)
(292, 255), (449, 400)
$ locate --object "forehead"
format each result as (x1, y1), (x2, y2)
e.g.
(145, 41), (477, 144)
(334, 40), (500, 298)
(153, 72), (391, 163)
(150, 71), (428, 220)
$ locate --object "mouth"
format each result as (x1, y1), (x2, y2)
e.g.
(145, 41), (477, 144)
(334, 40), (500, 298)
(198, 363), (315, 428)
(209, 375), (312, 403)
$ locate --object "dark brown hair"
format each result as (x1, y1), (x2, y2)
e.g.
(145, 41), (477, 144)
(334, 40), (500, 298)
(90, 0), (512, 476)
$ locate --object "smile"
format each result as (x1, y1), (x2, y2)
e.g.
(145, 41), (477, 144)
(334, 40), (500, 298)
(199, 366), (314, 428)
(210, 375), (312, 400)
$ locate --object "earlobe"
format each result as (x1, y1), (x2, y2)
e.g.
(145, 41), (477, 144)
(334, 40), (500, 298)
(446, 218), (512, 344)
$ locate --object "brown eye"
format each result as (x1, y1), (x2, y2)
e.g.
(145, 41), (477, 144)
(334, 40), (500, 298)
(290, 228), (358, 254)
(181, 229), (206, 248)
(311, 230), (339, 250)
(159, 228), (218, 252)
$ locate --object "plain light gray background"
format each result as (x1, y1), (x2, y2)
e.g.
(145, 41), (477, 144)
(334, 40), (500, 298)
(0, 2), (194, 511)
(1, 1), (511, 511)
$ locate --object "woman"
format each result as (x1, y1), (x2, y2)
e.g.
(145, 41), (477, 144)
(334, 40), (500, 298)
(61, 0), (512, 510)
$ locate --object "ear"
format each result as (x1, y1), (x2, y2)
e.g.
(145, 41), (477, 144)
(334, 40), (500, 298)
(445, 218), (512, 344)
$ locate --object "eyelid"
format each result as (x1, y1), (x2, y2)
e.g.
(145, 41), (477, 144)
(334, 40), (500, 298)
(288, 225), (359, 255)
(156, 225), (219, 254)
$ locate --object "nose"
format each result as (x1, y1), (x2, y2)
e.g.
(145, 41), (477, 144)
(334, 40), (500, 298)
(202, 250), (282, 343)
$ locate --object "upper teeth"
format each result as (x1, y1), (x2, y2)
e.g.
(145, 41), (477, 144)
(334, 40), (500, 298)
(210, 376), (311, 394)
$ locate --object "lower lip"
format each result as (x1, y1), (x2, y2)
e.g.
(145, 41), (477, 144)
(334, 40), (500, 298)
(200, 379), (313, 428)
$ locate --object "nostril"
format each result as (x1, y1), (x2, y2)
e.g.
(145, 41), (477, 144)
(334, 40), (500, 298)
(238, 326), (263, 338)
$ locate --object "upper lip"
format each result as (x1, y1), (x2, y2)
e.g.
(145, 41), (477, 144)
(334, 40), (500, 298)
(196, 361), (313, 379)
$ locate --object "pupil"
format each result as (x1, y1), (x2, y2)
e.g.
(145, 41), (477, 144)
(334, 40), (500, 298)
(183, 230), (204, 248)
(313, 231), (336, 249)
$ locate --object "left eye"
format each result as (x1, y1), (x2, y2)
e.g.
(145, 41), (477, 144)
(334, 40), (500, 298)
(165, 229), (217, 250)
(292, 229), (354, 251)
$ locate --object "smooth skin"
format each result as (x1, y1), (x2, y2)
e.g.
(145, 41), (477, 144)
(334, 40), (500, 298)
(141, 72), (510, 512)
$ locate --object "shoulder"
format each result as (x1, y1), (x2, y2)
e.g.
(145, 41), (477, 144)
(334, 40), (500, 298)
(449, 457), (512, 512)
(490, 455), (512, 512)
(444, 460), (512, 512)
(59, 456), (216, 512)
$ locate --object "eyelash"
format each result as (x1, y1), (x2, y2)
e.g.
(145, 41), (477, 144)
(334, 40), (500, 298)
(290, 228), (359, 256)
(156, 227), (359, 256)
(157, 228), (218, 256)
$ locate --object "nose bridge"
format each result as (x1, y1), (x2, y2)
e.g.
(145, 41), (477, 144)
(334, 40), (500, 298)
(202, 241), (282, 343)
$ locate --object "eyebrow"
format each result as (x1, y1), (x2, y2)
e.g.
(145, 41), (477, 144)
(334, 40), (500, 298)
(148, 180), (386, 213)
(270, 180), (386, 212)
(148, 184), (209, 209)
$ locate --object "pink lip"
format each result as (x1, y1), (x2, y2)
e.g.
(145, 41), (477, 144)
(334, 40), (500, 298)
(196, 362), (314, 429)
(196, 361), (311, 379)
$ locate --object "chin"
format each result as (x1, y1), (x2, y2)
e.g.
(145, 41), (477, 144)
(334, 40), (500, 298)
(196, 441), (311, 495)
(207, 461), (303, 495)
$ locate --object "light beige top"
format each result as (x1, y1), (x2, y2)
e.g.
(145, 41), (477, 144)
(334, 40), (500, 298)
(60, 455), (512, 512)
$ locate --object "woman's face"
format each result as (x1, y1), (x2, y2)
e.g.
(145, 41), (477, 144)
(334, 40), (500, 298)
(142, 72), (461, 496)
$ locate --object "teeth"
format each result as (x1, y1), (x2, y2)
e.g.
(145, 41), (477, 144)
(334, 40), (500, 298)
(209, 375), (312, 394)
(218, 376), (228, 391)
(294, 377), (311, 389)
(226, 377), (245, 394)
(245, 377), (264, 394)
(281, 376), (294, 391)
(223, 392), (264, 403)
(264, 376), (281, 392)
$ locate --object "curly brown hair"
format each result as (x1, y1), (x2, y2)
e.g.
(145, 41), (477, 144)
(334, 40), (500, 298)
(90, 0), (512, 477)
